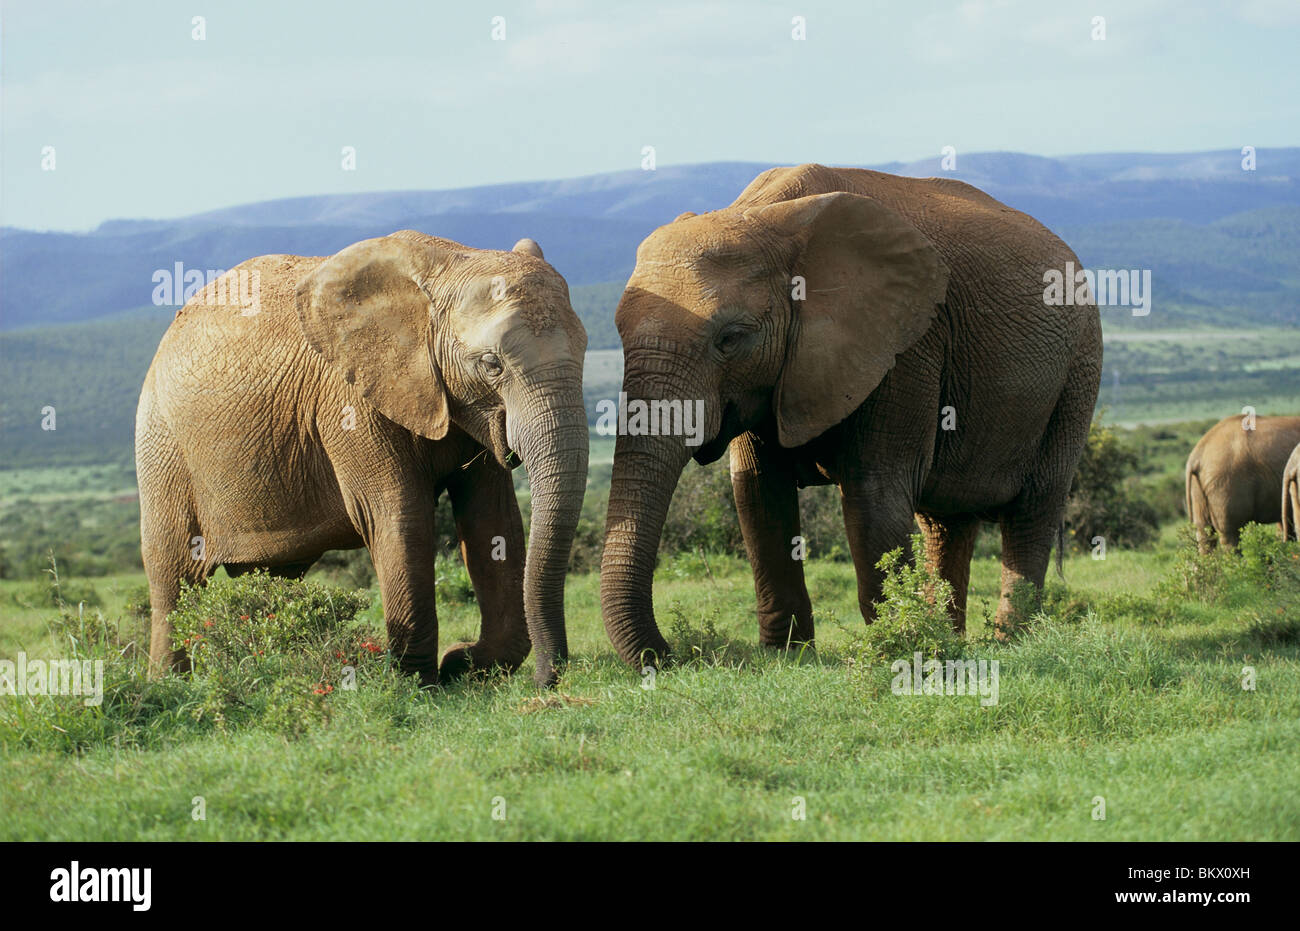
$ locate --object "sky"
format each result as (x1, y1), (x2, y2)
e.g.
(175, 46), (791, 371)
(3, 0), (1298, 230)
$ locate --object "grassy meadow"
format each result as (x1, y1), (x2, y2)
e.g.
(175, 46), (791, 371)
(1, 518), (1298, 841)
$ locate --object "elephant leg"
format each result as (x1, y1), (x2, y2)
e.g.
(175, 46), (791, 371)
(138, 438), (209, 675)
(367, 524), (441, 686)
(840, 477), (917, 623)
(916, 512), (981, 634)
(730, 433), (815, 648)
(994, 345), (1098, 637)
(439, 456), (529, 679)
(1219, 523), (1241, 550)
(995, 509), (1056, 637)
(142, 544), (206, 675)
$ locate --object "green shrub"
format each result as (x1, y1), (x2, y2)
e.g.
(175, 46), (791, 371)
(666, 600), (731, 665)
(1065, 417), (1161, 552)
(848, 534), (963, 670)
(169, 572), (378, 733)
(1158, 525), (1227, 602)
(1235, 522), (1300, 590)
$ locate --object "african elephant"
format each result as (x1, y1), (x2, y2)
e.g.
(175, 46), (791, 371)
(1283, 443), (1300, 542)
(136, 231), (588, 687)
(1185, 414), (1300, 551)
(600, 163), (1102, 667)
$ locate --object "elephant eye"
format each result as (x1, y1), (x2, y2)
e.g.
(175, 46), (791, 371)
(479, 352), (504, 378)
(715, 326), (752, 355)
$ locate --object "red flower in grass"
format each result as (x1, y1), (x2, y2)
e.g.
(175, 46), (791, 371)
(204, 620), (214, 628)
(360, 640), (382, 654)
(313, 684), (334, 695)
(266, 613), (277, 620)
(239, 614), (250, 621)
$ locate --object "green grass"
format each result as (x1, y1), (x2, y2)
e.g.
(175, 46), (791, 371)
(2, 526), (1297, 841)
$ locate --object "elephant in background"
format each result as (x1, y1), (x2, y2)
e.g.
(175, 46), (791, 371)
(1183, 414), (1300, 551)
(600, 163), (1102, 667)
(136, 231), (588, 687)
(1283, 443), (1300, 542)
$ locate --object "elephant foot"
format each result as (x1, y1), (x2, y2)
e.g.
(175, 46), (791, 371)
(760, 638), (816, 655)
(758, 613), (815, 651)
(622, 637), (673, 678)
(394, 653), (440, 689)
(439, 643), (476, 681)
(992, 620), (1020, 643)
(440, 641), (527, 682)
(532, 648), (568, 690)
(147, 649), (191, 679)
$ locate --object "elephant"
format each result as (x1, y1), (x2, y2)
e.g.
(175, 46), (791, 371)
(1184, 414), (1300, 551)
(1283, 443), (1300, 542)
(599, 163), (1102, 667)
(135, 230), (588, 687)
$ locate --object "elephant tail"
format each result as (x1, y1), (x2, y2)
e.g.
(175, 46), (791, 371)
(1055, 519), (1066, 581)
(1186, 466), (1209, 528)
(1186, 463), (1215, 552)
(1284, 473), (1299, 542)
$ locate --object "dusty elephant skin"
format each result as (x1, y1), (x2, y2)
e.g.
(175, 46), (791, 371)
(1185, 415), (1300, 550)
(1283, 443), (1300, 542)
(135, 231), (588, 687)
(600, 163), (1103, 667)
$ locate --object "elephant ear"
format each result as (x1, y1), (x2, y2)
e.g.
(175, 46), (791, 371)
(746, 192), (950, 448)
(295, 234), (456, 440)
(512, 238), (544, 258)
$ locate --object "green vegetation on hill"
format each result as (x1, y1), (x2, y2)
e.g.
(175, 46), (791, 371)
(1063, 206), (1300, 329)
(0, 309), (170, 469)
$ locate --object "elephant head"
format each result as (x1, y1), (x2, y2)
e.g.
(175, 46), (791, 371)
(600, 193), (949, 668)
(296, 230), (588, 685)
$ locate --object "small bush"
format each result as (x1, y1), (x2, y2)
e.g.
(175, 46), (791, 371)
(1157, 525), (1227, 602)
(1065, 417), (1161, 552)
(169, 572), (378, 734)
(848, 534), (963, 670)
(666, 600), (730, 665)
(1235, 522), (1300, 590)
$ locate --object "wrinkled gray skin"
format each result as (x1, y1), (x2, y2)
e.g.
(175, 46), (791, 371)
(136, 231), (588, 687)
(600, 164), (1102, 668)
(1185, 414), (1300, 551)
(1283, 443), (1300, 542)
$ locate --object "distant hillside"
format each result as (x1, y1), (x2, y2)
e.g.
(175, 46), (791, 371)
(4, 149), (1299, 331)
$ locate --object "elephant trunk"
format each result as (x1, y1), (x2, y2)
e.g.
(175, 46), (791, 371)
(599, 424), (693, 670)
(514, 369), (589, 687)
